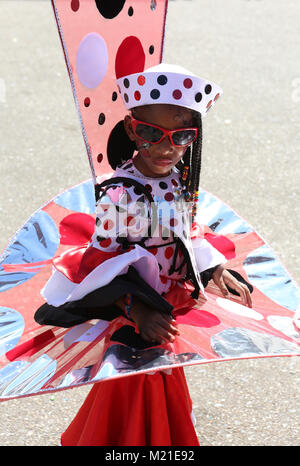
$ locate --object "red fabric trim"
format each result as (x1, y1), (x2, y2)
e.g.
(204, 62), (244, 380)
(6, 330), (56, 362)
(191, 221), (236, 260)
(204, 232), (236, 259)
(190, 222), (204, 239)
(53, 246), (119, 284)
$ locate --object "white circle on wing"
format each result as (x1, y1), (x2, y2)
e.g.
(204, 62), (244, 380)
(216, 297), (264, 321)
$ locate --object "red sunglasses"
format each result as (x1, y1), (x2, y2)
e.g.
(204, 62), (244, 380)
(130, 117), (198, 147)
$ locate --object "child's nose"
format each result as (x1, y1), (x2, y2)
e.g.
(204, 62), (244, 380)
(159, 135), (174, 153)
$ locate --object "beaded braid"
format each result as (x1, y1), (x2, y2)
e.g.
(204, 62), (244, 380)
(177, 112), (202, 224)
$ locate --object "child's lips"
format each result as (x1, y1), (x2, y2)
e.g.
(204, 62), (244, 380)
(153, 158), (174, 166)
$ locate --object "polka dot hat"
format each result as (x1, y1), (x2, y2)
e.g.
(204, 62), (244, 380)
(116, 63), (223, 116)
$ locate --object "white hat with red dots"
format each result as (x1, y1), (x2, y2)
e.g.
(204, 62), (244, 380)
(116, 63), (223, 116)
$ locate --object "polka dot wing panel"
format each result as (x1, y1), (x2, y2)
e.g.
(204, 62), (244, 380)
(51, 0), (168, 178)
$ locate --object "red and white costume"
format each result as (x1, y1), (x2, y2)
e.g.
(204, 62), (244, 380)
(40, 159), (226, 446)
(42, 161), (226, 307)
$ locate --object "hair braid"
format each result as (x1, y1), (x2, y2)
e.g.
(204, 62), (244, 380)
(190, 112), (202, 221)
(177, 112), (202, 223)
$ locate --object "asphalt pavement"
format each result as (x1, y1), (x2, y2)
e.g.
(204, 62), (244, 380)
(0, 0), (299, 446)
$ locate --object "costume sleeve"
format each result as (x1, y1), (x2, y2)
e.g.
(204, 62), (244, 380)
(190, 223), (253, 292)
(41, 183), (165, 307)
(190, 221), (227, 274)
(35, 266), (173, 328)
(192, 236), (227, 274)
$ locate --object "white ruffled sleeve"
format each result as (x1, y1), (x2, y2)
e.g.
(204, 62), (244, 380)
(192, 236), (227, 273)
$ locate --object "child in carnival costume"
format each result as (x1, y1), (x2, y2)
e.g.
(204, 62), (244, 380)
(35, 64), (252, 446)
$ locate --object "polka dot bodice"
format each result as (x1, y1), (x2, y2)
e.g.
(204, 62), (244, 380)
(91, 159), (191, 293)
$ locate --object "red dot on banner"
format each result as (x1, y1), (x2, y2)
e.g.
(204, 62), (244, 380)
(97, 153), (103, 163)
(134, 90), (141, 101)
(165, 246), (174, 259)
(173, 89), (182, 100)
(183, 78), (193, 89)
(164, 192), (174, 201)
(137, 75), (146, 85)
(84, 97), (90, 107)
(103, 219), (114, 230)
(100, 238), (112, 248)
(71, 0), (80, 12)
(150, 247), (158, 255)
(115, 36), (145, 79)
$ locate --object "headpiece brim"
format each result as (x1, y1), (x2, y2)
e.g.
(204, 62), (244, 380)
(117, 63), (223, 116)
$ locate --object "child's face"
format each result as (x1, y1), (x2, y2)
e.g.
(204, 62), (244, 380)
(124, 104), (194, 178)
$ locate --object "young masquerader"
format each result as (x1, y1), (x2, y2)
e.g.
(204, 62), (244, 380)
(35, 64), (252, 446)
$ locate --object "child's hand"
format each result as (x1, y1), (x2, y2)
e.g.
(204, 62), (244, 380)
(212, 265), (252, 308)
(130, 301), (180, 345)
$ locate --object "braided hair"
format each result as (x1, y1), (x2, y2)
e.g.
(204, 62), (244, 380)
(176, 111), (202, 223)
(107, 109), (203, 223)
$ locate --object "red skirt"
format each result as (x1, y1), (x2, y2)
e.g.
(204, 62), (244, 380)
(61, 366), (200, 446)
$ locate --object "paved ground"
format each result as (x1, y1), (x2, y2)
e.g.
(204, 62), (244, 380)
(0, 0), (299, 446)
